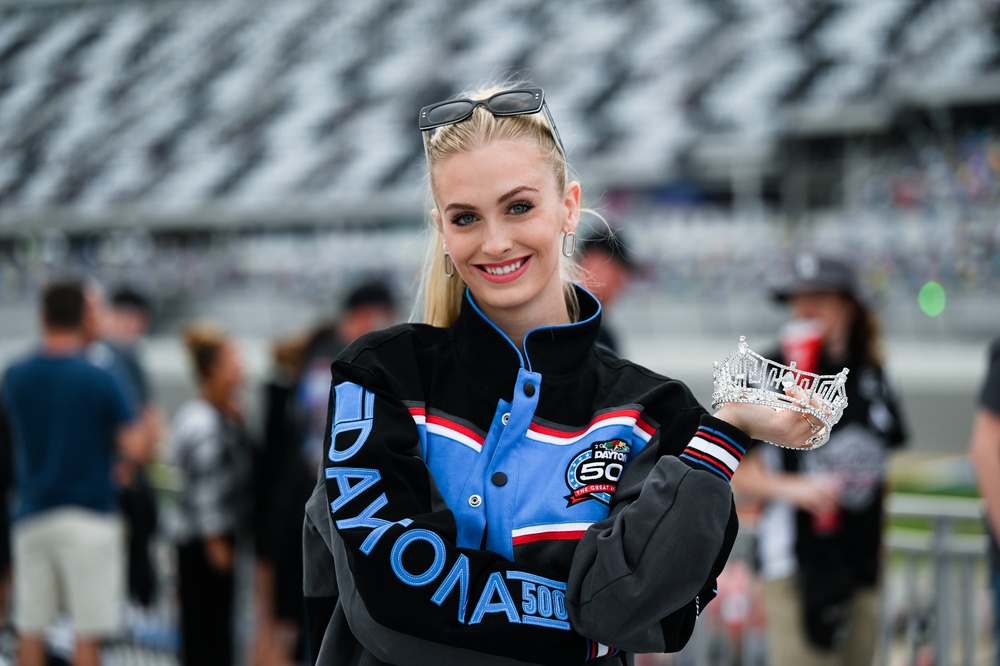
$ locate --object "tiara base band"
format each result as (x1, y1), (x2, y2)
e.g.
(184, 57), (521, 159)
(711, 336), (849, 450)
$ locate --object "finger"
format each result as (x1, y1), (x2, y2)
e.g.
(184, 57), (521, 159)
(785, 382), (835, 423)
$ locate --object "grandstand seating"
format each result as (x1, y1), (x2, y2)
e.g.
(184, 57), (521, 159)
(0, 0), (998, 232)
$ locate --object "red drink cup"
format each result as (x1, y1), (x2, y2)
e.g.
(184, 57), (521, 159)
(779, 319), (824, 375)
(812, 506), (842, 534)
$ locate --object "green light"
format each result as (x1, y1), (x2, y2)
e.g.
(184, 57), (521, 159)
(918, 281), (946, 317)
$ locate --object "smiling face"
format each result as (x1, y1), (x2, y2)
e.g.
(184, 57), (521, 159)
(432, 137), (580, 339)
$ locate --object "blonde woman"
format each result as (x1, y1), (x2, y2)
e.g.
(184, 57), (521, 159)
(303, 84), (817, 665)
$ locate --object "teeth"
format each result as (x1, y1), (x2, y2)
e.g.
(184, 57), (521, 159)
(486, 261), (522, 275)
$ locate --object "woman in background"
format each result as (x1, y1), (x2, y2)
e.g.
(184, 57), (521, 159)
(171, 321), (255, 666)
(732, 252), (908, 666)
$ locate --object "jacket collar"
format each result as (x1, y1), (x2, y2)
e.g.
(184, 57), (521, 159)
(453, 284), (603, 380)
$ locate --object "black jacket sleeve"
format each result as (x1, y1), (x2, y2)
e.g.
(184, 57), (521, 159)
(566, 414), (746, 653)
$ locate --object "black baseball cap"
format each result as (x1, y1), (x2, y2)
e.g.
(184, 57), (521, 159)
(579, 226), (637, 273)
(771, 251), (868, 305)
(110, 285), (151, 313)
(343, 280), (396, 312)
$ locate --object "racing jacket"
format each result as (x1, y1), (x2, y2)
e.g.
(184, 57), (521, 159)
(303, 286), (748, 665)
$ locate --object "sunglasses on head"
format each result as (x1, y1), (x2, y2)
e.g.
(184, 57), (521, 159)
(418, 87), (565, 157)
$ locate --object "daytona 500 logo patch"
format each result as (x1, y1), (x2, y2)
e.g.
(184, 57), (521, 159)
(565, 439), (630, 506)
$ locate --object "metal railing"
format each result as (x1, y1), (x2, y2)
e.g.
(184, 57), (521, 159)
(1, 493), (991, 665)
(882, 494), (990, 666)
(655, 493), (993, 666)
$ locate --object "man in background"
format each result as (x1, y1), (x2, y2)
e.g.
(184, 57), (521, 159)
(578, 225), (637, 355)
(256, 279), (398, 664)
(102, 284), (163, 608)
(0, 374), (13, 632)
(84, 283), (162, 446)
(1, 280), (148, 666)
(294, 280), (398, 471)
(969, 336), (1000, 666)
(104, 285), (163, 447)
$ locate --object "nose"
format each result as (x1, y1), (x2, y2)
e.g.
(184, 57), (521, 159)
(481, 219), (512, 257)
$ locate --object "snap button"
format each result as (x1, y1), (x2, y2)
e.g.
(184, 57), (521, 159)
(468, 494), (482, 508)
(501, 412), (510, 425)
(492, 472), (508, 487)
(523, 382), (536, 397)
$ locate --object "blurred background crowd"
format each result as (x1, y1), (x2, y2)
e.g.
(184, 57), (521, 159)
(0, 0), (999, 664)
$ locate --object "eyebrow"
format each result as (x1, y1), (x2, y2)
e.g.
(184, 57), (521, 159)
(496, 185), (538, 205)
(443, 186), (540, 215)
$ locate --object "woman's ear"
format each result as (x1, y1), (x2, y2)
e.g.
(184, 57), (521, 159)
(431, 209), (449, 256)
(563, 181), (581, 234)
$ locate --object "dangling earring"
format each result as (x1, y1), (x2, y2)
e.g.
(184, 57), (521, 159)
(443, 252), (455, 278)
(561, 231), (577, 258)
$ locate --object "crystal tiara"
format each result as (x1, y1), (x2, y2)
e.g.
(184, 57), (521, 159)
(711, 336), (849, 449)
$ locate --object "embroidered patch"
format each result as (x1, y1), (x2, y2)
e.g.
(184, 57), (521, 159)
(565, 439), (630, 506)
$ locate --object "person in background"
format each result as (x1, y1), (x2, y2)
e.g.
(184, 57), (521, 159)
(171, 321), (255, 666)
(104, 285), (164, 451)
(0, 395), (11, 630)
(293, 280), (398, 475)
(256, 279), (397, 665)
(83, 279), (163, 447)
(969, 336), (1000, 666)
(103, 286), (154, 403)
(104, 284), (163, 608)
(301, 82), (821, 665)
(1, 280), (148, 666)
(731, 251), (908, 666)
(577, 225), (636, 354)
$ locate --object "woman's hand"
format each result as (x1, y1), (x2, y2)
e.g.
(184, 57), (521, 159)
(779, 473), (842, 515)
(730, 449), (841, 515)
(714, 401), (823, 450)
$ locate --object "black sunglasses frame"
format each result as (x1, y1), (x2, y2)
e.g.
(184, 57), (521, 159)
(418, 87), (565, 157)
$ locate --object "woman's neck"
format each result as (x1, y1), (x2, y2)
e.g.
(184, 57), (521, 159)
(477, 287), (572, 351)
(497, 307), (571, 352)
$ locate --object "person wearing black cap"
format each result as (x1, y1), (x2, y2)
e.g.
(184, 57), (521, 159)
(578, 226), (636, 354)
(295, 280), (398, 472)
(105, 284), (164, 610)
(731, 251), (908, 666)
(256, 279), (398, 664)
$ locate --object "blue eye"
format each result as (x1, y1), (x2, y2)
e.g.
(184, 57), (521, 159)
(451, 212), (477, 226)
(509, 201), (534, 216)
